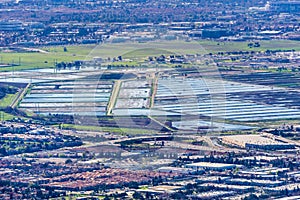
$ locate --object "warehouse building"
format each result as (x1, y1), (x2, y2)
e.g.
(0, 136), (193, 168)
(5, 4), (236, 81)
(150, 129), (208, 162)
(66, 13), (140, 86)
(221, 135), (295, 150)
(185, 162), (238, 171)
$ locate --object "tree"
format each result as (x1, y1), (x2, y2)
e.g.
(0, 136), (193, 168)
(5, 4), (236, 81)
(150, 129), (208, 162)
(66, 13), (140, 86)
(254, 42), (260, 47)
(133, 192), (144, 200)
(65, 159), (72, 164)
(0, 147), (7, 156)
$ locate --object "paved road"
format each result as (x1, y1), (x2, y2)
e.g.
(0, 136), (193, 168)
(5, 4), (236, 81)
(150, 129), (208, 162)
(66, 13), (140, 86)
(11, 83), (31, 109)
(106, 80), (121, 115)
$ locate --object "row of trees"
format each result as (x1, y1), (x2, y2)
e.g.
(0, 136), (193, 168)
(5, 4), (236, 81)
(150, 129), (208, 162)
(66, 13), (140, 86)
(55, 61), (82, 70)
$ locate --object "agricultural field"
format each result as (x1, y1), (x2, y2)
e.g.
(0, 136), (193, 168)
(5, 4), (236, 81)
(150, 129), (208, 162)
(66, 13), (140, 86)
(0, 50), (86, 72)
(84, 39), (300, 58)
(1, 39), (300, 72)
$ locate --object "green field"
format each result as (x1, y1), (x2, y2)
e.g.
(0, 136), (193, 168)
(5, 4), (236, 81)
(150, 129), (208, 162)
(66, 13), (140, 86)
(0, 39), (299, 72)
(0, 93), (18, 107)
(0, 93), (21, 121)
(0, 111), (16, 121)
(61, 124), (156, 135)
(0, 51), (86, 71)
(196, 40), (300, 52)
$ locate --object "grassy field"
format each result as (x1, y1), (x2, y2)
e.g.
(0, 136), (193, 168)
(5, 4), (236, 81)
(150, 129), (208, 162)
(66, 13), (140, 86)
(122, 48), (175, 58)
(61, 124), (156, 135)
(0, 111), (16, 121)
(0, 93), (18, 107)
(43, 41), (205, 59)
(0, 39), (299, 72)
(0, 93), (22, 121)
(197, 40), (300, 52)
(0, 48), (87, 72)
(0, 89), (29, 121)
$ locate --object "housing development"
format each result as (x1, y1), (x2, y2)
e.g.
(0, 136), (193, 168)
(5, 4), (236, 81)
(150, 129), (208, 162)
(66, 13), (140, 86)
(0, 0), (300, 199)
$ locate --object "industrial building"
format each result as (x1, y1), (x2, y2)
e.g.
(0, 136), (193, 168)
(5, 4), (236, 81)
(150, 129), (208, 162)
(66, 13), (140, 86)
(185, 162), (238, 171)
(221, 135), (295, 150)
(157, 167), (197, 174)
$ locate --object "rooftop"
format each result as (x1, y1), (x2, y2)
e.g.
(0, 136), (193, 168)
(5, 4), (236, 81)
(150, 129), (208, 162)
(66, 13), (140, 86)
(222, 135), (288, 146)
(186, 162), (236, 169)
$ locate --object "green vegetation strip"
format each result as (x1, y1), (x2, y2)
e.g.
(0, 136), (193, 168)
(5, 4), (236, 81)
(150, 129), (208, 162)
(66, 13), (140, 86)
(61, 124), (156, 135)
(0, 93), (19, 107)
(0, 111), (16, 121)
